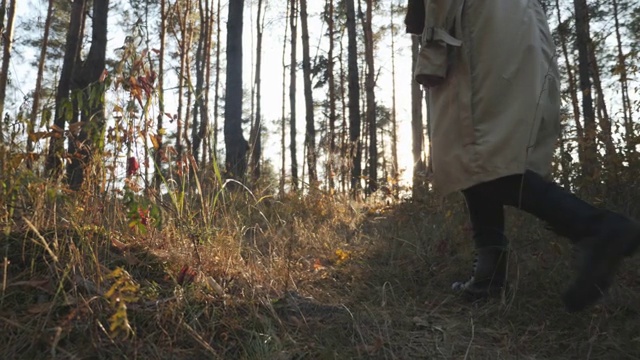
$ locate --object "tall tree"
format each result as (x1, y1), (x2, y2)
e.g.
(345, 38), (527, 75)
(45, 0), (86, 177)
(573, 0), (598, 183)
(224, 0), (248, 180)
(612, 0), (635, 162)
(345, 0), (362, 196)
(192, 0), (212, 165)
(555, 0), (585, 175)
(389, 1), (399, 195)
(299, 0), (317, 186)
(325, 0), (337, 190)
(363, 0), (377, 193)
(0, 0), (16, 141)
(289, 0), (299, 190)
(66, 0), (109, 190)
(280, 0), (290, 195)
(27, 0), (54, 170)
(154, 0), (167, 188)
(249, 0), (265, 182)
(213, 0), (221, 160)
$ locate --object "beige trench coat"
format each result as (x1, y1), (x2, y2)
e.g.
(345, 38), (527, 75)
(419, 0), (561, 194)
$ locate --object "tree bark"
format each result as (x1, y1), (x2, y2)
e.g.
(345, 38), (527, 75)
(325, 0), (337, 190)
(66, 0), (109, 190)
(0, 0), (15, 124)
(224, 0), (248, 180)
(612, 0), (635, 162)
(27, 0), (54, 170)
(213, 0), (221, 161)
(280, 0), (290, 195)
(345, 0), (362, 197)
(45, 0), (86, 177)
(299, 0), (317, 187)
(289, 0), (299, 190)
(154, 0), (167, 188)
(250, 0), (265, 183)
(573, 0), (598, 183)
(555, 0), (584, 177)
(363, 0), (377, 194)
(390, 1), (399, 196)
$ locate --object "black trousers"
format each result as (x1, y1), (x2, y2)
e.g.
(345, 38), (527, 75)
(461, 170), (602, 248)
(462, 172), (552, 248)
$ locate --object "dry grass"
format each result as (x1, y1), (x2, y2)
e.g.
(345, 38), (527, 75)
(2, 176), (640, 360)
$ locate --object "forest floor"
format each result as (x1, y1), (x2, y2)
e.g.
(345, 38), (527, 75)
(2, 189), (640, 359)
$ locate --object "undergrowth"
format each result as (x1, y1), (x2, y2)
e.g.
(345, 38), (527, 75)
(2, 171), (640, 359)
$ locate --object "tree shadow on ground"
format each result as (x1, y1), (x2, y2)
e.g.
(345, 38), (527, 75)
(294, 196), (640, 359)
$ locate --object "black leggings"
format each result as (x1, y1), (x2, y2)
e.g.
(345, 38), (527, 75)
(461, 173), (538, 248)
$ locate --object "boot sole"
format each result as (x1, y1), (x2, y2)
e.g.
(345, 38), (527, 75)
(563, 219), (640, 312)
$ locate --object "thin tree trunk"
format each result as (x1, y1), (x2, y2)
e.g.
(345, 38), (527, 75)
(346, 0), (361, 197)
(389, 1), (399, 196)
(363, 0), (377, 194)
(0, 0), (15, 123)
(155, 0), (167, 188)
(202, 0), (213, 166)
(588, 45), (618, 171)
(338, 29), (348, 194)
(289, 0), (299, 190)
(192, 0), (208, 164)
(612, 0), (635, 162)
(213, 0), (221, 161)
(555, 0), (584, 175)
(250, 0), (264, 182)
(327, 0), (337, 190)
(27, 0), (54, 170)
(299, 0), (317, 187)
(280, 0), (290, 195)
(176, 0), (191, 160)
(573, 0), (598, 183)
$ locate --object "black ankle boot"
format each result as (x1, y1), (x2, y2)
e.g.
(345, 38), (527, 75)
(562, 211), (640, 312)
(452, 247), (508, 298)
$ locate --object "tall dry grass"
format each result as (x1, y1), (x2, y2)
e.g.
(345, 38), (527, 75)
(2, 160), (640, 359)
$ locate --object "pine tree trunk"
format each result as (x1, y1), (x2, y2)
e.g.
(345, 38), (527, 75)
(280, 0), (290, 195)
(588, 45), (619, 172)
(201, 0), (213, 166)
(555, 0), (584, 178)
(154, 0), (167, 188)
(363, 0), (377, 194)
(213, 0), (221, 160)
(612, 0), (635, 163)
(346, 0), (361, 197)
(46, 0), (86, 177)
(299, 0), (317, 187)
(390, 1), (399, 196)
(250, 0), (264, 183)
(573, 0), (598, 183)
(66, 0), (109, 190)
(327, 0), (337, 191)
(0, 0), (15, 123)
(224, 0), (248, 180)
(289, 0), (299, 190)
(27, 0), (54, 170)
(192, 0), (209, 165)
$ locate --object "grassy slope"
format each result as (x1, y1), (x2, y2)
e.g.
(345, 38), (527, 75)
(2, 188), (640, 360)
